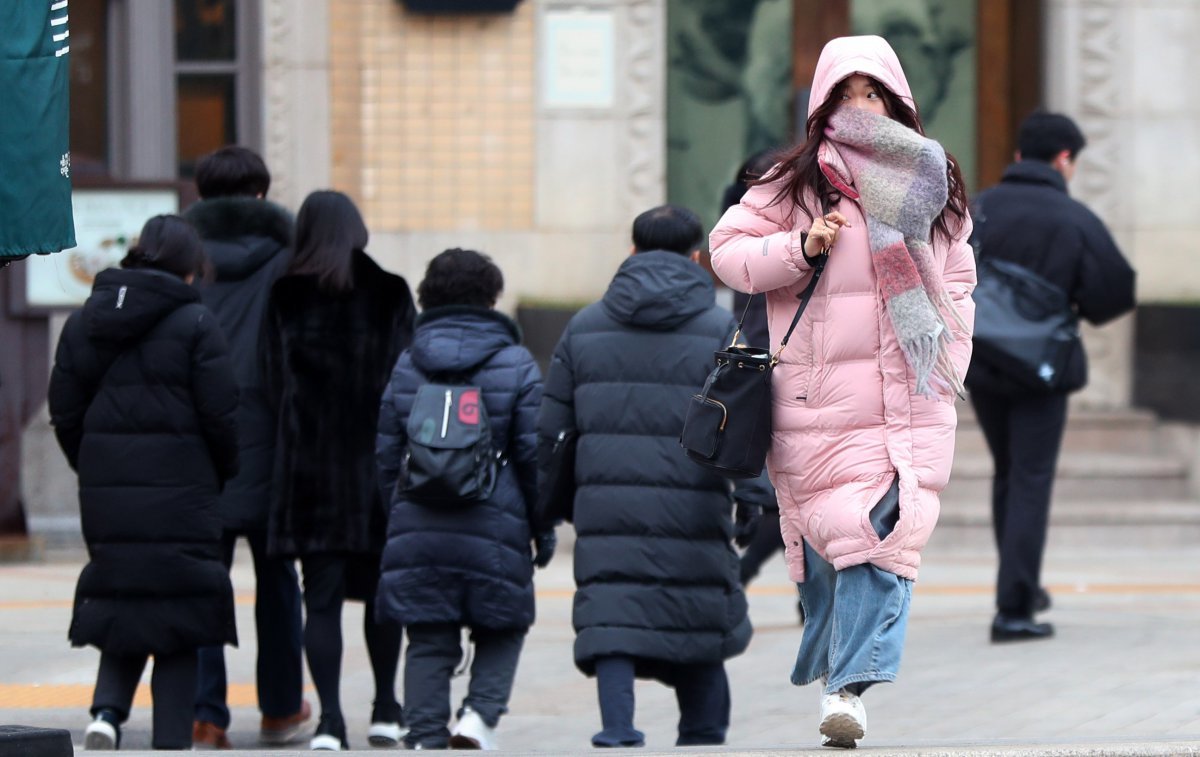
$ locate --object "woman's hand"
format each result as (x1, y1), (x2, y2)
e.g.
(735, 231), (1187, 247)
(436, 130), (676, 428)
(804, 211), (851, 258)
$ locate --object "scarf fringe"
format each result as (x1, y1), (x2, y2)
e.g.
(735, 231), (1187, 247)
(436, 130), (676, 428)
(903, 322), (964, 399)
(901, 332), (940, 398)
(939, 290), (969, 333)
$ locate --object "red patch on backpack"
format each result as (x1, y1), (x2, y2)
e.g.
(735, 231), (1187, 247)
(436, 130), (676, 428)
(458, 389), (480, 425)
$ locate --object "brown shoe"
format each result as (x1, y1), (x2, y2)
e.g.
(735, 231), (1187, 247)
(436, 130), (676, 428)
(192, 720), (232, 750)
(260, 699), (313, 745)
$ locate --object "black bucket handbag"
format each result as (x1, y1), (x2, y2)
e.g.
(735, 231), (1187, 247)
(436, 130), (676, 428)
(680, 254), (827, 478)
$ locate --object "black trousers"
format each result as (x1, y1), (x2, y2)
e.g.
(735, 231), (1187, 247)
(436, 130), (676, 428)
(593, 656), (730, 747)
(299, 554), (402, 728)
(970, 388), (1069, 618)
(92, 649), (197, 749)
(403, 623), (525, 749)
(196, 529), (304, 728)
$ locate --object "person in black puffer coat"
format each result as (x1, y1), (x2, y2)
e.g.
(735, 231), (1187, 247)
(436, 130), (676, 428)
(376, 248), (549, 751)
(966, 112), (1135, 643)
(48, 215), (239, 751)
(185, 146), (309, 748)
(263, 190), (416, 750)
(538, 205), (753, 749)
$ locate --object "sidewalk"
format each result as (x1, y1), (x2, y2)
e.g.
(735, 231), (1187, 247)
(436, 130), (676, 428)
(1, 532), (1198, 754)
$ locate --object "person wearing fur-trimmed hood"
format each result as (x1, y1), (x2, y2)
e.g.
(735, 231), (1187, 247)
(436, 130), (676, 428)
(185, 146), (310, 750)
(709, 35), (976, 748)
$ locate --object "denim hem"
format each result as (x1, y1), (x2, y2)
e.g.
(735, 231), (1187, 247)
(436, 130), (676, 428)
(825, 671), (895, 695)
(790, 668), (829, 687)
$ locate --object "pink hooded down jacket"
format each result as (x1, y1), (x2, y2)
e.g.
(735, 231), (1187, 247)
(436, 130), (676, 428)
(709, 36), (976, 583)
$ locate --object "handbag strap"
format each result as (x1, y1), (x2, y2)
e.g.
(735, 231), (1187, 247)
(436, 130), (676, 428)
(771, 252), (827, 365)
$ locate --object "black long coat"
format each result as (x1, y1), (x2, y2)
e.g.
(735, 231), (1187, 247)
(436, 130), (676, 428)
(48, 268), (240, 657)
(966, 160), (1137, 395)
(537, 251), (752, 676)
(188, 197), (293, 532)
(376, 307), (542, 630)
(264, 251), (416, 557)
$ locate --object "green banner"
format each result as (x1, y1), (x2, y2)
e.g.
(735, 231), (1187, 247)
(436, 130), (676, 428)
(0, 2), (75, 258)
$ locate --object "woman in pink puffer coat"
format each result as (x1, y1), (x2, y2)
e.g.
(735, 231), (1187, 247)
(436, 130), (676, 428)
(709, 36), (975, 749)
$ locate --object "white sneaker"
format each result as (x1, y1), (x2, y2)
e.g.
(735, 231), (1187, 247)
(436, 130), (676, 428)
(309, 733), (344, 751)
(447, 706), (497, 750)
(367, 720), (408, 748)
(84, 717), (118, 751)
(819, 690), (866, 748)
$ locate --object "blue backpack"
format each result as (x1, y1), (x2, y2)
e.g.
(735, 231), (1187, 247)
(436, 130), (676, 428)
(401, 382), (501, 507)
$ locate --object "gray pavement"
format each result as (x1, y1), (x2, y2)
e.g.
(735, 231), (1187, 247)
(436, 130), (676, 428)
(1, 531), (1199, 755)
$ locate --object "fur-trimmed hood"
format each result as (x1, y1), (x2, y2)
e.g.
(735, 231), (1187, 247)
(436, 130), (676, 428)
(185, 198), (293, 282)
(185, 197), (292, 245)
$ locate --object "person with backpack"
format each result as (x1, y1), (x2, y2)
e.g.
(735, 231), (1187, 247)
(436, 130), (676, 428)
(375, 248), (550, 751)
(185, 146), (310, 749)
(538, 205), (752, 749)
(48, 215), (239, 750)
(966, 112), (1135, 643)
(264, 190), (416, 750)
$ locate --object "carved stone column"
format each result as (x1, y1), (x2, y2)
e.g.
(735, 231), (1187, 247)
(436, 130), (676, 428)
(259, 0), (332, 212)
(1042, 0), (1134, 409)
(620, 0), (668, 221)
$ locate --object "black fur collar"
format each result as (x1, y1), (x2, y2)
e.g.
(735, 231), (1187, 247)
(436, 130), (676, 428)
(184, 197), (292, 246)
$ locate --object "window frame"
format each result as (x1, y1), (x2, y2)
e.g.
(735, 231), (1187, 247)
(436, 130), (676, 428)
(103, 0), (260, 181)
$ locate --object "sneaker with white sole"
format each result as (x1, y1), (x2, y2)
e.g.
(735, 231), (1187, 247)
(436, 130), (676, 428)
(366, 701), (407, 748)
(310, 715), (348, 751)
(819, 690), (866, 749)
(447, 706), (496, 750)
(84, 710), (121, 751)
(367, 721), (407, 748)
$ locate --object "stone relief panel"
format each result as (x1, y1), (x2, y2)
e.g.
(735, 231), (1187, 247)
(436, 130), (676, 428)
(260, 0), (295, 209)
(1045, 0), (1132, 408)
(622, 0), (666, 219)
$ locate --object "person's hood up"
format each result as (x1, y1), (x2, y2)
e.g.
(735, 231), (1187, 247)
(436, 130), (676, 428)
(409, 306), (521, 377)
(184, 197), (293, 282)
(601, 250), (715, 330)
(808, 35), (915, 118)
(82, 268), (200, 344)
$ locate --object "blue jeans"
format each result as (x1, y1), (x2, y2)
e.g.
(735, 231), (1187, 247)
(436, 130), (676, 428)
(791, 479), (913, 695)
(195, 530), (304, 728)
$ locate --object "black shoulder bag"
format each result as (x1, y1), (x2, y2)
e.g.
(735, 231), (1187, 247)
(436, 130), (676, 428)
(971, 257), (1084, 393)
(680, 253), (827, 479)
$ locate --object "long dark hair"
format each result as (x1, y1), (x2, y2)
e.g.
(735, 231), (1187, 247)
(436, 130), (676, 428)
(289, 190), (368, 293)
(755, 76), (968, 243)
(120, 214), (210, 281)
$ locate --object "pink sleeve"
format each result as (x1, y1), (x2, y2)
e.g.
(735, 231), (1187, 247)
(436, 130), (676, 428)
(709, 180), (815, 295)
(940, 213), (977, 381)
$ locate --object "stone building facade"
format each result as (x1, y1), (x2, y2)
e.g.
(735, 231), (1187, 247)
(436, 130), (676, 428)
(16, 0), (1200, 536)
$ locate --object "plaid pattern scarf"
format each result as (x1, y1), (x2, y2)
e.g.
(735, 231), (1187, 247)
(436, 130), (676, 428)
(818, 106), (966, 397)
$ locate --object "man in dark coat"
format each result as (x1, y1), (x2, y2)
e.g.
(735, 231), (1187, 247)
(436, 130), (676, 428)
(967, 112), (1136, 643)
(376, 248), (550, 750)
(48, 225), (240, 749)
(538, 205), (753, 748)
(184, 146), (309, 748)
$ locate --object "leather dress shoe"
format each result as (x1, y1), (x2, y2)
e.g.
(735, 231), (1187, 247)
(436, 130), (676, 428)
(990, 614), (1055, 643)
